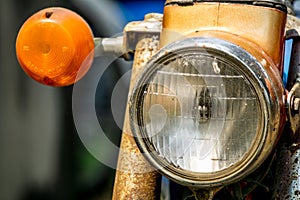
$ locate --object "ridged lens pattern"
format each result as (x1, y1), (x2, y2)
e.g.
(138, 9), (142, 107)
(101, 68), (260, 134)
(141, 54), (260, 173)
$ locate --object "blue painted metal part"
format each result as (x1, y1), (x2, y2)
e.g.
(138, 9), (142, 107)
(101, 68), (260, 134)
(283, 39), (293, 88)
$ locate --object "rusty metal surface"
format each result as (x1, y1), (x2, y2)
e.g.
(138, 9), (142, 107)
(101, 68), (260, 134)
(124, 13), (162, 53)
(287, 81), (300, 135)
(112, 37), (161, 200)
(272, 133), (300, 199)
(286, 15), (300, 39)
(112, 132), (161, 200)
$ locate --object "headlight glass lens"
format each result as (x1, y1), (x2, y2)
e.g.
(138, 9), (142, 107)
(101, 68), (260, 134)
(137, 53), (261, 173)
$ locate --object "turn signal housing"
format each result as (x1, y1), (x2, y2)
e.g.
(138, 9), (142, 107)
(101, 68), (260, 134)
(16, 7), (94, 86)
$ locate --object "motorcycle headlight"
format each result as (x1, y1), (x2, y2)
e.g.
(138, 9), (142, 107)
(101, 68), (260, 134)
(129, 37), (284, 187)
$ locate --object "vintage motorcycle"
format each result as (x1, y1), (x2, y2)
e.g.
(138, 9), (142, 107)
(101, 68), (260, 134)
(15, 0), (300, 199)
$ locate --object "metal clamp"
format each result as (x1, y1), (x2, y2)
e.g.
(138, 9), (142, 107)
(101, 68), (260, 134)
(93, 13), (162, 60)
(287, 79), (300, 135)
(286, 14), (300, 39)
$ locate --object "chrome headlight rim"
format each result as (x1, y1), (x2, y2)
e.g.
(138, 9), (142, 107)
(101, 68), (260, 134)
(129, 37), (281, 187)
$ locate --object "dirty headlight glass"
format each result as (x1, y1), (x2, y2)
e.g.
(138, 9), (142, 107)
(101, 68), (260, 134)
(139, 54), (260, 173)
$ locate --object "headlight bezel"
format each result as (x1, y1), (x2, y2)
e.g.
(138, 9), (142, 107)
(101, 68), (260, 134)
(129, 37), (284, 187)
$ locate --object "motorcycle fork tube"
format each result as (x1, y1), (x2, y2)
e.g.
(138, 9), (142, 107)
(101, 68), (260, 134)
(112, 37), (161, 200)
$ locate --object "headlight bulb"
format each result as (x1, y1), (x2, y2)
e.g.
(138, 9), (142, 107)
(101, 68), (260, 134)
(193, 87), (211, 124)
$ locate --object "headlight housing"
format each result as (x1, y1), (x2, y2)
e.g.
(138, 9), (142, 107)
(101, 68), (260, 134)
(130, 37), (285, 187)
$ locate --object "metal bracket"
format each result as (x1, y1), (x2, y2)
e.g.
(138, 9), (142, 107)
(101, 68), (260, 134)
(94, 13), (162, 60)
(123, 13), (162, 53)
(287, 79), (300, 135)
(286, 14), (300, 39)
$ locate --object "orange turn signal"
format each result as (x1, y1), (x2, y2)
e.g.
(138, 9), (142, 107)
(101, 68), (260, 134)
(16, 7), (94, 86)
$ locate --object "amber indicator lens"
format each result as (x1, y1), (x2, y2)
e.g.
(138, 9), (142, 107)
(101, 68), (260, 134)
(16, 7), (94, 86)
